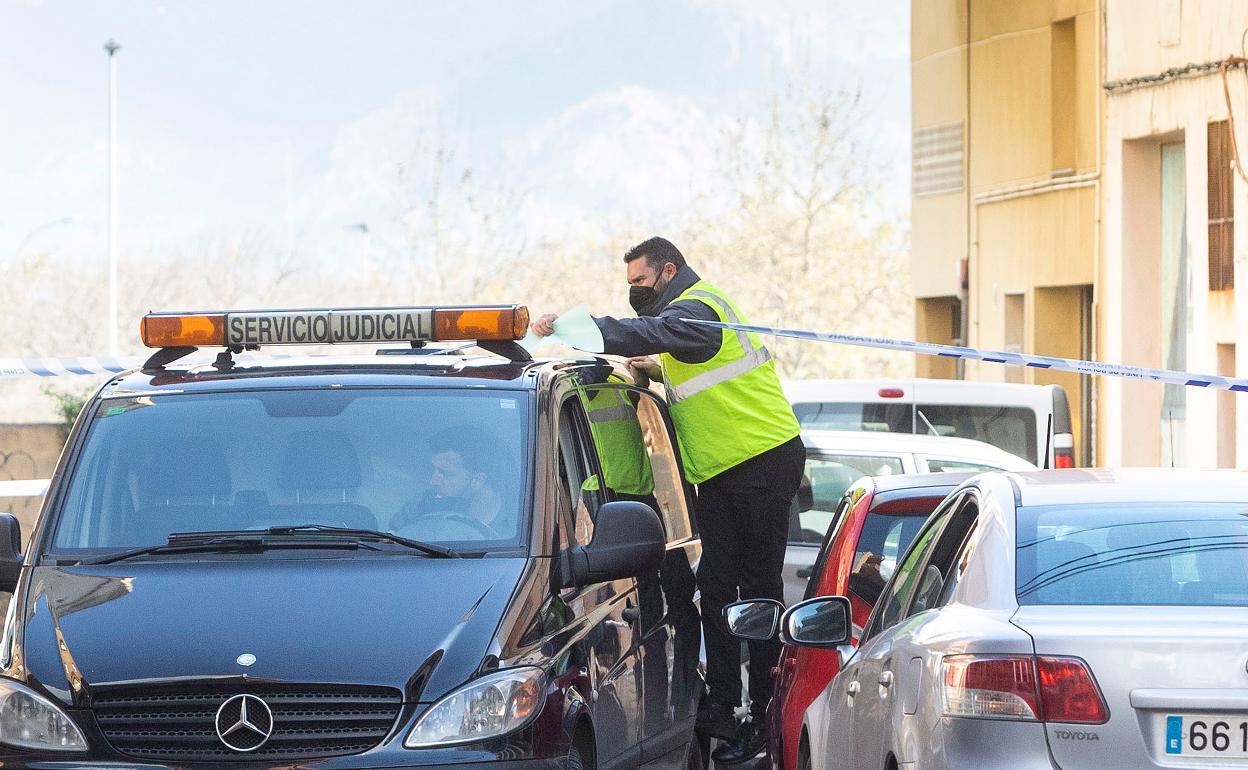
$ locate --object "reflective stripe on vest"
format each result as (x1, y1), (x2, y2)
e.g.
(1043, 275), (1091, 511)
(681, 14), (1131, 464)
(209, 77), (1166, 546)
(585, 390), (637, 423)
(668, 346), (773, 402)
(686, 289), (755, 355)
(666, 289), (772, 402)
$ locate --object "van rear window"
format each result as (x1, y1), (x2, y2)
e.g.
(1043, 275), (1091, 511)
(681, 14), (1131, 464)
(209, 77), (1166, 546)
(793, 402), (1037, 463)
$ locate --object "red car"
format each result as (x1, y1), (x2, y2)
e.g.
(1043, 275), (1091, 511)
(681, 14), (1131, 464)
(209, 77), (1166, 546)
(765, 473), (972, 770)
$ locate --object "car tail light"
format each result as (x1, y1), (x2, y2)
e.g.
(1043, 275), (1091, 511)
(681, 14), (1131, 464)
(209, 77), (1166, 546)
(942, 655), (1041, 720)
(1054, 451), (1075, 469)
(878, 388), (905, 398)
(1037, 656), (1109, 724)
(941, 655), (1108, 724)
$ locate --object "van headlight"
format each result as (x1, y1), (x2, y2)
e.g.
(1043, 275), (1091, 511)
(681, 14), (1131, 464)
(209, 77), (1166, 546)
(0, 678), (87, 752)
(405, 667), (545, 747)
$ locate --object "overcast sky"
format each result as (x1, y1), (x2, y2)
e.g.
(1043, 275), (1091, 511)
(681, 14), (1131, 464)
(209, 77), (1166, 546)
(1, 0), (909, 268)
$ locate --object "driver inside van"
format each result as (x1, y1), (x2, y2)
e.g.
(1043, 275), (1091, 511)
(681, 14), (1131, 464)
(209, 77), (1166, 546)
(392, 427), (507, 538)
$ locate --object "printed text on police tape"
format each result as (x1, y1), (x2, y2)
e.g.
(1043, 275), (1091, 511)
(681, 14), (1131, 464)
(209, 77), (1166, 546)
(685, 320), (1248, 393)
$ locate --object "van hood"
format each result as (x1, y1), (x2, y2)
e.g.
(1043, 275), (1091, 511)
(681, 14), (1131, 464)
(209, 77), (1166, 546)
(17, 557), (527, 707)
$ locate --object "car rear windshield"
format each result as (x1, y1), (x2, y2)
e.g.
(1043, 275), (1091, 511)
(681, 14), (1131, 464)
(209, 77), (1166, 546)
(849, 510), (929, 605)
(793, 402), (1038, 463)
(1016, 502), (1248, 606)
(49, 389), (531, 557)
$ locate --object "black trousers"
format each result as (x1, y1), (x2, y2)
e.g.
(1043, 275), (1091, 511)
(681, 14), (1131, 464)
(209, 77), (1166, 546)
(696, 436), (805, 715)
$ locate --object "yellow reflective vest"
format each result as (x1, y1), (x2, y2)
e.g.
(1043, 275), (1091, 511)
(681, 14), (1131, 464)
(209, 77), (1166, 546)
(579, 386), (655, 496)
(659, 281), (800, 484)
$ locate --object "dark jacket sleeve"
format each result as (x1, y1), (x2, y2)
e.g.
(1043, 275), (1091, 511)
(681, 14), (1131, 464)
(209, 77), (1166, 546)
(594, 300), (722, 364)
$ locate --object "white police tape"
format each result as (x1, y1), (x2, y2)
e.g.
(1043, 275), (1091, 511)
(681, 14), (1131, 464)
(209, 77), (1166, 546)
(0, 357), (145, 381)
(686, 319), (1248, 393)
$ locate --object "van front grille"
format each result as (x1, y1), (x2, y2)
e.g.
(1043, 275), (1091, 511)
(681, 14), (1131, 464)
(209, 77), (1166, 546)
(91, 680), (402, 761)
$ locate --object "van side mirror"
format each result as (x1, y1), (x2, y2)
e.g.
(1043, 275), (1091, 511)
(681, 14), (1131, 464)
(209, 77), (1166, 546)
(782, 596), (852, 647)
(0, 514), (23, 593)
(724, 599), (783, 641)
(564, 501), (664, 587)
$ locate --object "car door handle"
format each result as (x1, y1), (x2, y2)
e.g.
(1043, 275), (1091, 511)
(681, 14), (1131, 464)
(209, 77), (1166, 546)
(796, 567), (813, 579)
(878, 671), (893, 688)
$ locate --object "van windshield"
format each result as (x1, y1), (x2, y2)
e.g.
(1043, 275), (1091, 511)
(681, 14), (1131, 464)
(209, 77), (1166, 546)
(793, 402), (1037, 463)
(48, 389), (531, 558)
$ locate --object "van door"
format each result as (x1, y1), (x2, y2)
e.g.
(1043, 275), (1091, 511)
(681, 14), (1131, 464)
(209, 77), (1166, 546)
(555, 393), (644, 769)
(582, 383), (702, 765)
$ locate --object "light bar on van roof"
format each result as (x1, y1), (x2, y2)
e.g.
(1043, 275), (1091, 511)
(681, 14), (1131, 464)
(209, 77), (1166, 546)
(140, 305), (530, 348)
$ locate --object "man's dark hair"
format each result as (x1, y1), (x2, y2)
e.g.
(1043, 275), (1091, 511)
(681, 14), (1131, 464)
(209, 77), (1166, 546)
(623, 236), (687, 271)
(430, 426), (495, 477)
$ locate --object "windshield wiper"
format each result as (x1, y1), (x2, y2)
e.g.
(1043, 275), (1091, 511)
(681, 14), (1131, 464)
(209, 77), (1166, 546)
(80, 531), (369, 566)
(262, 525), (458, 558)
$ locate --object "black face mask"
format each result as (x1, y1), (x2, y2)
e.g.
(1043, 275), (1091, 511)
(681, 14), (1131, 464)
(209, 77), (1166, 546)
(629, 274), (666, 316)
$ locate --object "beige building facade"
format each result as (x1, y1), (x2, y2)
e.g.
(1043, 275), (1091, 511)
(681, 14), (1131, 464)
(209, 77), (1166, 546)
(912, 0), (1101, 464)
(1101, 0), (1248, 468)
(913, 0), (1248, 467)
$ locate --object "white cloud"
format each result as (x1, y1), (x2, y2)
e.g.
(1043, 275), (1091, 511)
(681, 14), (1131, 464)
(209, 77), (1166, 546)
(696, 0), (909, 71)
(506, 85), (730, 238)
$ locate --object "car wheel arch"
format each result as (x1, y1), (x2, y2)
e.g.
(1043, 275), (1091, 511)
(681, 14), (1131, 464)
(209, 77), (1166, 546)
(560, 686), (595, 759)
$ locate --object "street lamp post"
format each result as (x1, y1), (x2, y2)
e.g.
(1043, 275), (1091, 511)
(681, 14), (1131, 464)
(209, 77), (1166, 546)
(105, 38), (121, 357)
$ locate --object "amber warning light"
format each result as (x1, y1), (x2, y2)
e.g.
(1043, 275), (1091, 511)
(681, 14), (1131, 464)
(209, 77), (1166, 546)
(140, 306), (529, 348)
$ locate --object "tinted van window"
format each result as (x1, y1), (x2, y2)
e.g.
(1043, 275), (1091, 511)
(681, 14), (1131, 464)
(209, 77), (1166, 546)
(52, 390), (531, 555)
(794, 401), (1037, 463)
(915, 405), (1036, 463)
(1016, 502), (1248, 606)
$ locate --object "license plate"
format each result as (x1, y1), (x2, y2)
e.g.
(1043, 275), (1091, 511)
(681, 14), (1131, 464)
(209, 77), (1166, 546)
(1166, 714), (1248, 757)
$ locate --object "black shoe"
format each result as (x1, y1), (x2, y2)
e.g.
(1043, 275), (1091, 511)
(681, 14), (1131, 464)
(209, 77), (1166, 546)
(710, 719), (765, 765)
(695, 700), (738, 740)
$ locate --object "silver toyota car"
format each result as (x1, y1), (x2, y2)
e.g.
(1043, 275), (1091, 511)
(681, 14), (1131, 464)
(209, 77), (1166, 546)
(726, 468), (1248, 770)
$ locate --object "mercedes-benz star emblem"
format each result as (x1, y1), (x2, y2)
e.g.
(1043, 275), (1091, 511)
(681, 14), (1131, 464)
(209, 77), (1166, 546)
(215, 694), (274, 752)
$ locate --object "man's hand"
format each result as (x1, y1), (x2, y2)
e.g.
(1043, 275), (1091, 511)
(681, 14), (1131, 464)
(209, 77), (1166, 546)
(627, 356), (662, 386)
(531, 313), (558, 337)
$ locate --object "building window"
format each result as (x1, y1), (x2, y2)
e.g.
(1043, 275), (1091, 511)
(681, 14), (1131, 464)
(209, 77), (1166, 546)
(1051, 18), (1076, 174)
(1161, 141), (1188, 467)
(1004, 293), (1025, 384)
(1218, 344), (1237, 469)
(1208, 120), (1235, 291)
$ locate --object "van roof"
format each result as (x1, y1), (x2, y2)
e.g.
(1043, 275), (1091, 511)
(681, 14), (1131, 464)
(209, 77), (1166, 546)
(784, 378), (1057, 405)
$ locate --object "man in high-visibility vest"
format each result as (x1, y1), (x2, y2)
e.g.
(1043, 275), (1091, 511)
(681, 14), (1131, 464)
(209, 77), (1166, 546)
(532, 236), (804, 764)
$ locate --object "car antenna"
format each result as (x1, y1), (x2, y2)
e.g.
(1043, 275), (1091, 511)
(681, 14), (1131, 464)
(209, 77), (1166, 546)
(1042, 412), (1054, 470)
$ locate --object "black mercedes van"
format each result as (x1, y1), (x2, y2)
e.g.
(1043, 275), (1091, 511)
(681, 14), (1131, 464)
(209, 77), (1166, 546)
(0, 306), (704, 770)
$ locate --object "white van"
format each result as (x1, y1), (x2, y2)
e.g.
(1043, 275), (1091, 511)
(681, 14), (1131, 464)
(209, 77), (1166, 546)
(783, 378), (1074, 467)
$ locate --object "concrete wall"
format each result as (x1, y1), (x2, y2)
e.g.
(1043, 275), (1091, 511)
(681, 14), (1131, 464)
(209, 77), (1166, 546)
(1102, 0), (1248, 467)
(0, 423), (64, 546)
(1106, 0), (1248, 82)
(912, 0), (1101, 463)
